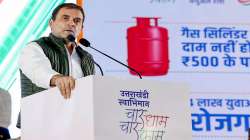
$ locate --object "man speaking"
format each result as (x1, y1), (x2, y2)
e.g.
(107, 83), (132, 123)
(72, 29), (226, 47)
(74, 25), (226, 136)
(17, 3), (95, 128)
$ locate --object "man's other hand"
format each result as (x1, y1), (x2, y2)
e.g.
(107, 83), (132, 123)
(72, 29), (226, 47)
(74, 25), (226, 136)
(50, 74), (75, 99)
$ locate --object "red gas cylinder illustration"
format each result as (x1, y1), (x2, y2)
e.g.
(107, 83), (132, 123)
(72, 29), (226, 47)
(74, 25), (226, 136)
(127, 17), (169, 76)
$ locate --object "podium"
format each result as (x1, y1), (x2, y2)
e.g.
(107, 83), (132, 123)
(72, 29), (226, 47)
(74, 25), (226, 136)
(22, 76), (192, 140)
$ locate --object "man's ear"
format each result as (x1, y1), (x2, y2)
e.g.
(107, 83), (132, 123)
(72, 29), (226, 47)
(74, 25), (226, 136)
(49, 19), (53, 27)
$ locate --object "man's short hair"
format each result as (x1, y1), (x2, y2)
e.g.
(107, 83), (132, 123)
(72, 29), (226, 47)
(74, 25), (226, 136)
(51, 3), (85, 22)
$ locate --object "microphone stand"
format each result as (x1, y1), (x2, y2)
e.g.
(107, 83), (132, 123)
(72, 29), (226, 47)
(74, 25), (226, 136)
(93, 59), (104, 76)
(75, 45), (104, 76)
(67, 35), (104, 76)
(87, 45), (142, 79)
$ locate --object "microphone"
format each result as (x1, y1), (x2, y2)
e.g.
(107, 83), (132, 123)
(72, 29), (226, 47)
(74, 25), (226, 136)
(79, 38), (142, 79)
(67, 34), (76, 43)
(66, 35), (104, 76)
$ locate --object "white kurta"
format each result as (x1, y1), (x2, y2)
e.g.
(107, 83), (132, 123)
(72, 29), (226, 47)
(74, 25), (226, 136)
(19, 42), (83, 89)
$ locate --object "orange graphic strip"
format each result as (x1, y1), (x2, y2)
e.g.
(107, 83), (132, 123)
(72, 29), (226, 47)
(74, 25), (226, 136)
(77, 0), (84, 41)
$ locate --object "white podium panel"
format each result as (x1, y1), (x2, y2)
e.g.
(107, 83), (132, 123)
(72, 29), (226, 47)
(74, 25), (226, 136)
(22, 76), (191, 140)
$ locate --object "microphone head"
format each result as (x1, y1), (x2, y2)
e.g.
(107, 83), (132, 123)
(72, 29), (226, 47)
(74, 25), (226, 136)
(79, 38), (91, 47)
(67, 34), (75, 42)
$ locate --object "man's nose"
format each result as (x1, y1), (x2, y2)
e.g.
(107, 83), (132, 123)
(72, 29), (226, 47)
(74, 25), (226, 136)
(68, 19), (76, 26)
